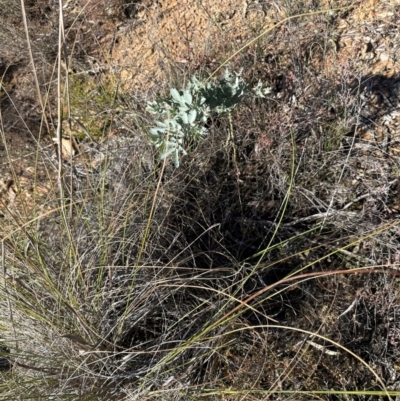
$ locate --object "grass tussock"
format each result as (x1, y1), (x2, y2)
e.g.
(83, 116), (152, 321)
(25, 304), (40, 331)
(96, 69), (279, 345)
(1, 0), (400, 400)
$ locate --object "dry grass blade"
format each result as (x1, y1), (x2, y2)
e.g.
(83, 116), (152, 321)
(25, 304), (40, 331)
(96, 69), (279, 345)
(20, 0), (50, 134)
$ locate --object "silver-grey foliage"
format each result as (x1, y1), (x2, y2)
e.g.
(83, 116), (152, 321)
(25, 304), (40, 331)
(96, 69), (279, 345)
(147, 69), (267, 167)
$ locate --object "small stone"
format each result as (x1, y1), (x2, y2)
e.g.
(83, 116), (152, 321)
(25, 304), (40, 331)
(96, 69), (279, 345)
(380, 53), (390, 62)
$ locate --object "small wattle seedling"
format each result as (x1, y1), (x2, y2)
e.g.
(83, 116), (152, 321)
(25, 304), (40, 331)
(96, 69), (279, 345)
(147, 69), (268, 167)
